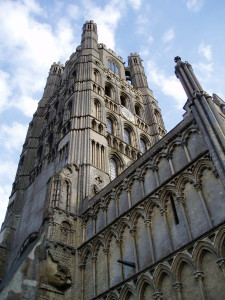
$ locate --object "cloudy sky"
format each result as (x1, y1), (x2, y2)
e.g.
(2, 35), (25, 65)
(0, 0), (225, 226)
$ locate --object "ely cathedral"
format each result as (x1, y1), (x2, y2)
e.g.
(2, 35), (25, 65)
(0, 21), (225, 299)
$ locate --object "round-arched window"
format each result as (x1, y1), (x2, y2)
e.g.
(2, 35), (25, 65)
(110, 158), (118, 180)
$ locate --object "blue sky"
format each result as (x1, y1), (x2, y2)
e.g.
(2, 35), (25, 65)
(0, 0), (225, 226)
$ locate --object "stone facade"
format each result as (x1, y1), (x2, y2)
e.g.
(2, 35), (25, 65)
(0, 22), (225, 300)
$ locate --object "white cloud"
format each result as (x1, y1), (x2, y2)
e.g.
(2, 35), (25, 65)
(0, 122), (27, 151)
(148, 35), (154, 44)
(199, 42), (212, 61)
(0, 0), (76, 117)
(82, 0), (126, 50)
(14, 96), (38, 117)
(162, 28), (174, 43)
(147, 60), (186, 109)
(186, 0), (204, 12)
(0, 185), (11, 227)
(67, 4), (81, 19)
(194, 62), (213, 80)
(0, 70), (11, 113)
(127, 0), (142, 10)
(0, 161), (17, 182)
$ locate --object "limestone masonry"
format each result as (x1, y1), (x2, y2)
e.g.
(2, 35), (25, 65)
(0, 21), (225, 299)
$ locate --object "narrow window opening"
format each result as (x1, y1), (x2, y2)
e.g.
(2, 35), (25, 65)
(170, 195), (179, 225)
(120, 96), (126, 107)
(106, 118), (113, 134)
(105, 85), (111, 97)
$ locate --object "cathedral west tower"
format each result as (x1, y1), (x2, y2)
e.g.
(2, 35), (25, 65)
(1, 21), (224, 300)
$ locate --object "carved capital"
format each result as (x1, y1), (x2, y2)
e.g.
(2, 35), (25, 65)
(173, 282), (182, 291)
(139, 176), (144, 182)
(91, 255), (97, 262)
(193, 271), (204, 281)
(79, 263), (85, 270)
(194, 181), (202, 191)
(176, 196), (185, 205)
(153, 292), (163, 299)
(216, 258), (225, 269)
(160, 208), (167, 216)
(181, 141), (187, 147)
(166, 153), (173, 160)
(130, 229), (136, 237)
(145, 219), (152, 227)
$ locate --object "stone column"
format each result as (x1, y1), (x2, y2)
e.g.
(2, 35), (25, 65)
(173, 282), (183, 300)
(145, 219), (155, 263)
(91, 255), (97, 297)
(130, 229), (139, 272)
(182, 141), (191, 162)
(154, 166), (160, 186)
(193, 271), (205, 300)
(117, 239), (124, 281)
(161, 208), (173, 252)
(176, 196), (192, 240)
(105, 249), (110, 289)
(167, 153), (175, 175)
(139, 176), (145, 197)
(79, 264), (85, 300)
(126, 188), (132, 208)
(82, 222), (86, 243)
(194, 181), (212, 228)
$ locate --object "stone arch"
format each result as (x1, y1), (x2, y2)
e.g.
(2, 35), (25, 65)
(120, 92), (130, 108)
(120, 283), (136, 300)
(93, 98), (103, 120)
(140, 163), (154, 177)
(136, 274), (155, 299)
(109, 151), (125, 179)
(192, 241), (218, 270)
(160, 185), (179, 208)
(130, 208), (146, 229)
(105, 81), (115, 99)
(117, 218), (131, 238)
(215, 226), (225, 257)
(92, 236), (105, 255)
(183, 127), (199, 143)
(80, 245), (93, 264)
(123, 122), (136, 147)
(176, 173), (195, 197)
(153, 263), (174, 290)
(193, 158), (214, 182)
(105, 229), (118, 250)
(140, 134), (150, 153)
(106, 112), (119, 136)
(172, 253), (195, 281)
(145, 199), (161, 219)
(106, 291), (120, 300)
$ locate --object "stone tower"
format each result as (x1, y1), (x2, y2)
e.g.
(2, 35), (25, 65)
(1, 22), (225, 300)
(0, 20), (165, 294)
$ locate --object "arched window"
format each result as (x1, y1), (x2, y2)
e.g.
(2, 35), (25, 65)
(155, 109), (163, 127)
(135, 104), (142, 117)
(93, 69), (100, 84)
(124, 128), (131, 145)
(48, 134), (53, 151)
(65, 181), (71, 211)
(67, 101), (72, 119)
(110, 158), (118, 180)
(120, 95), (126, 107)
(106, 118), (113, 134)
(140, 138), (147, 153)
(93, 99), (101, 120)
(107, 60), (119, 75)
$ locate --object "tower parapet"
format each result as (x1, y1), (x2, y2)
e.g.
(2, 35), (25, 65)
(81, 20), (98, 51)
